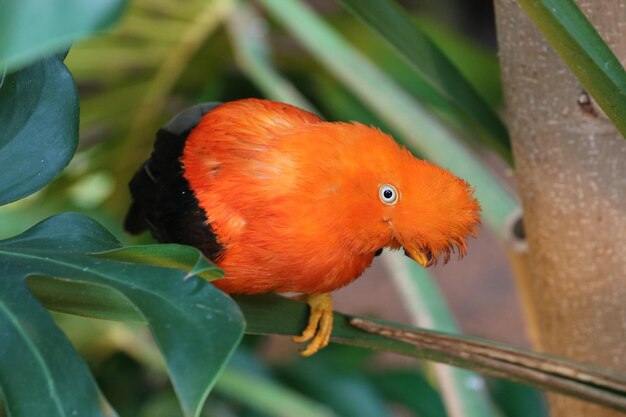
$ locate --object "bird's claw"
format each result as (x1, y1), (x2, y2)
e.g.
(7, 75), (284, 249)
(292, 293), (333, 356)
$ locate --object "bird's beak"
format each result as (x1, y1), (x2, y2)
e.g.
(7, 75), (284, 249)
(403, 246), (433, 268)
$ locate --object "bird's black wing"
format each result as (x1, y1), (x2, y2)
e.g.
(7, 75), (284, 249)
(124, 102), (224, 260)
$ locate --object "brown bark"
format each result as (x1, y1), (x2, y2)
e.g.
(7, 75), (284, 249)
(493, 1), (626, 416)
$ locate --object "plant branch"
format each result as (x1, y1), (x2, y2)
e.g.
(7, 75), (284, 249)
(351, 318), (626, 403)
(237, 294), (626, 413)
(30, 277), (626, 413)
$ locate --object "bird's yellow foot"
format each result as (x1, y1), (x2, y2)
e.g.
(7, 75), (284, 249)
(292, 293), (333, 356)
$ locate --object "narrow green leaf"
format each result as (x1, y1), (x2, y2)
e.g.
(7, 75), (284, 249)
(382, 251), (498, 417)
(368, 370), (447, 417)
(518, 0), (626, 138)
(335, 0), (512, 160)
(275, 356), (391, 417)
(227, 2), (318, 114)
(92, 244), (224, 282)
(126, 0), (234, 154)
(0, 56), (78, 206)
(0, 213), (244, 417)
(0, 0), (127, 71)
(216, 370), (334, 417)
(333, 16), (504, 129)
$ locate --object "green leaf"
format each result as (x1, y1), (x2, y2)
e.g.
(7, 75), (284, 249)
(382, 252), (497, 417)
(414, 18), (503, 108)
(0, 213), (244, 417)
(92, 244), (224, 282)
(0, 0), (127, 71)
(517, 0), (626, 139)
(275, 352), (391, 417)
(0, 283), (116, 417)
(0, 56), (78, 206)
(227, 2), (318, 114)
(487, 379), (548, 417)
(368, 370), (447, 417)
(216, 369), (334, 417)
(335, 0), (512, 160)
(330, 15), (503, 129)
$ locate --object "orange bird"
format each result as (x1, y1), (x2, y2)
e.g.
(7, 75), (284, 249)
(125, 99), (480, 355)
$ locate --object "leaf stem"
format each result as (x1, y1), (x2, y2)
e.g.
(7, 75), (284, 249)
(236, 293), (626, 412)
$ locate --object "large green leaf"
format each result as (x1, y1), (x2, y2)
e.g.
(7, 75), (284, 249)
(335, 0), (512, 161)
(0, 56), (78, 206)
(0, 0), (127, 71)
(518, 0), (626, 139)
(0, 213), (244, 417)
(0, 280), (116, 417)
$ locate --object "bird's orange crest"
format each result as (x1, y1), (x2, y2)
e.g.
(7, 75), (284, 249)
(179, 99), (481, 294)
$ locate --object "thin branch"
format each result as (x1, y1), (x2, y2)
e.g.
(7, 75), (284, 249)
(350, 317), (626, 413)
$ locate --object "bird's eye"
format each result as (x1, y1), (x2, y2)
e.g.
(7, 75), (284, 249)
(379, 184), (398, 205)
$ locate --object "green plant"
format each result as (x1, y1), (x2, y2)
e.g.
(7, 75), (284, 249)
(2, 1), (626, 417)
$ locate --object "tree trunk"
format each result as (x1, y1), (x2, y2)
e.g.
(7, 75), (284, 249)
(493, 1), (626, 416)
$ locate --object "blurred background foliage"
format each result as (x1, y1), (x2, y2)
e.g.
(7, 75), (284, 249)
(0, 0), (506, 239)
(0, 0), (551, 416)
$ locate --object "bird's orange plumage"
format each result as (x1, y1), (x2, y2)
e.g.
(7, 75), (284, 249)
(180, 99), (480, 295)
